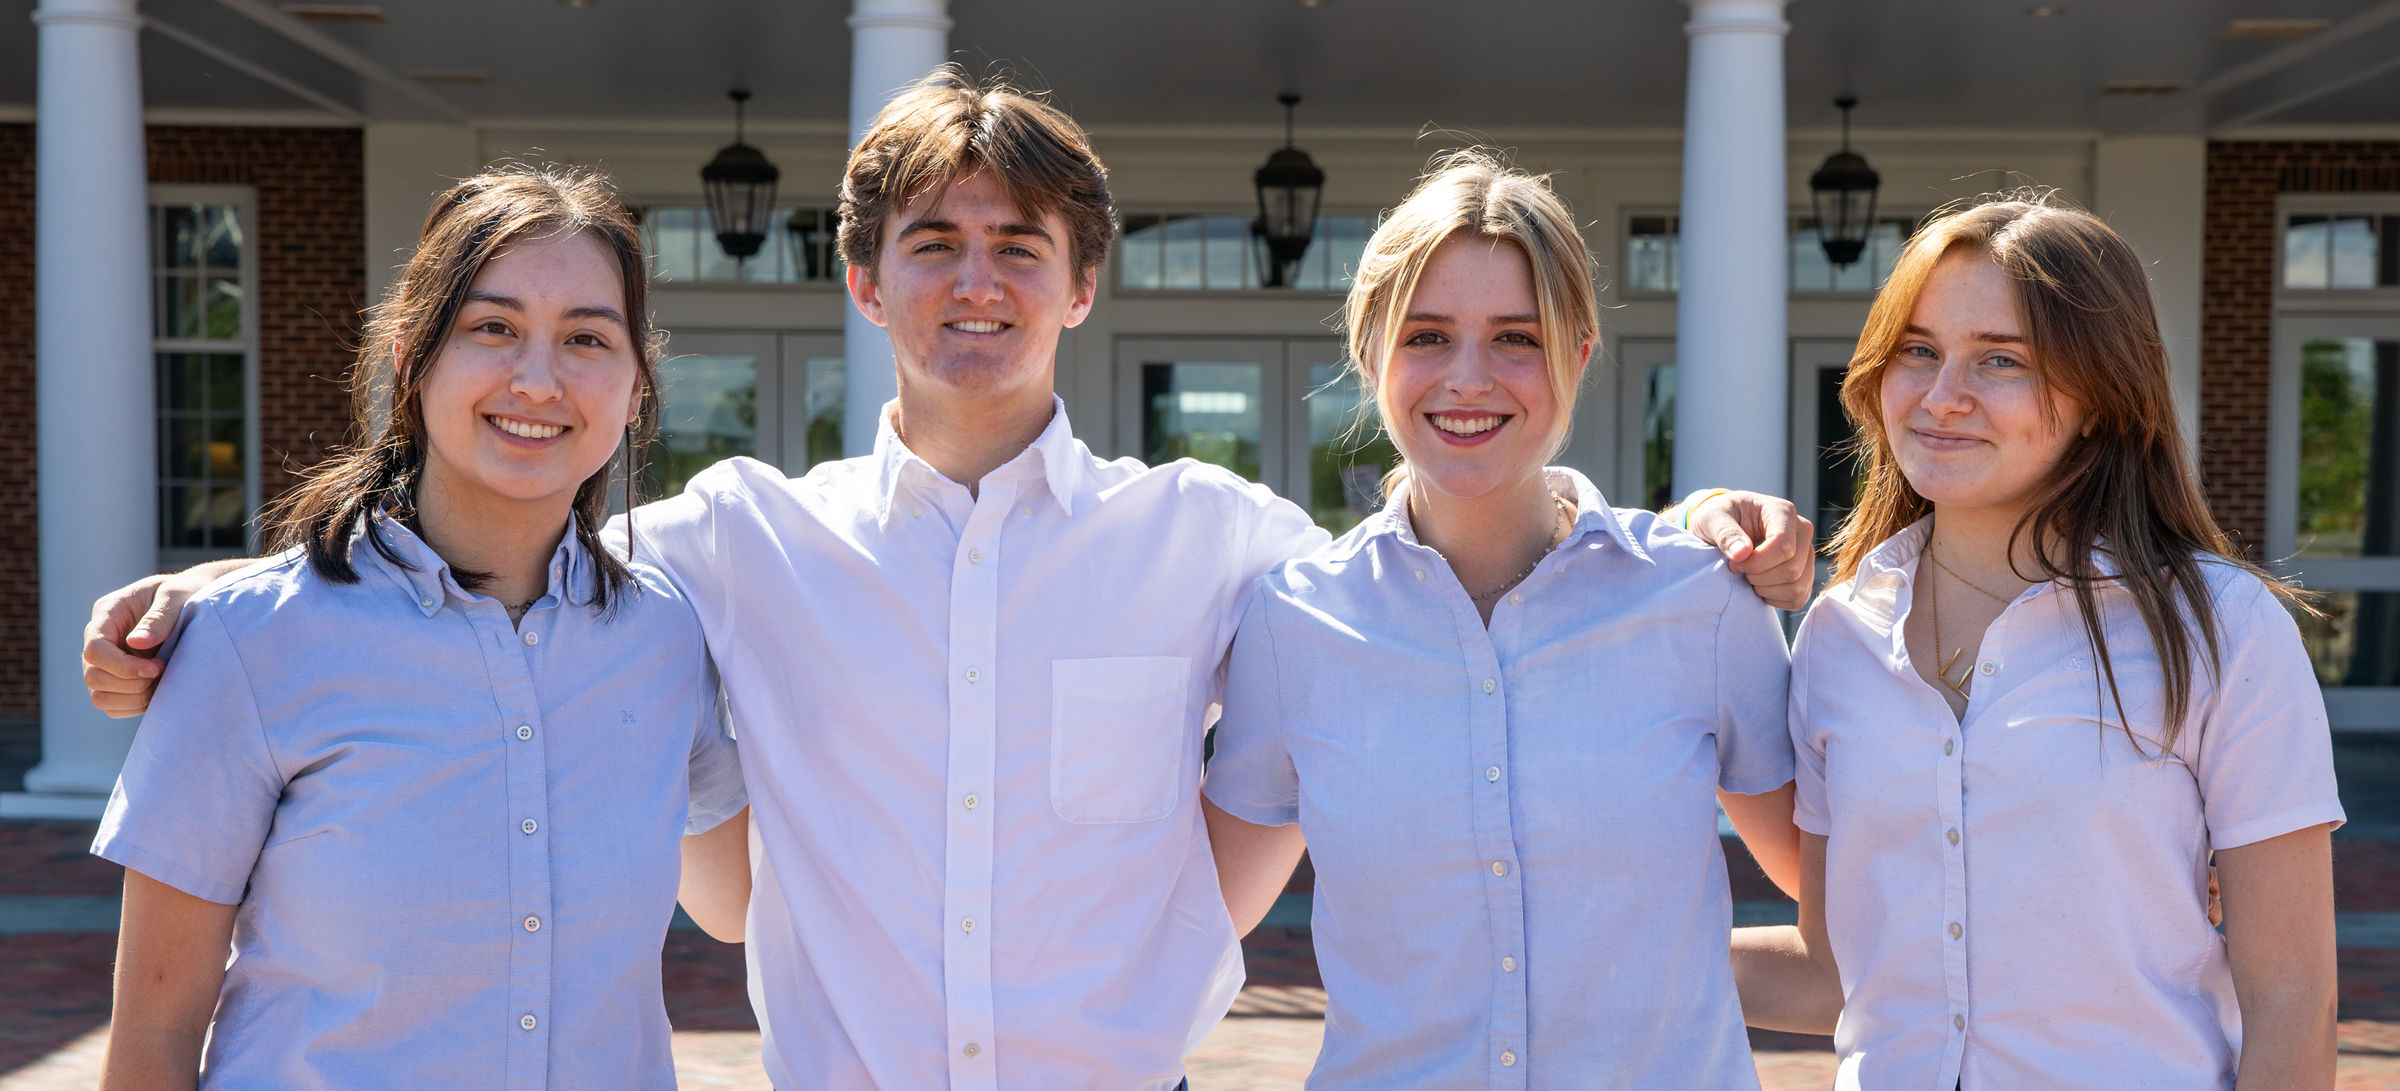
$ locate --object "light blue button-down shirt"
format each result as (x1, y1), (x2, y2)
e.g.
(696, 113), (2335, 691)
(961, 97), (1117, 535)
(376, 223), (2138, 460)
(1205, 468), (1792, 1090)
(94, 517), (746, 1091)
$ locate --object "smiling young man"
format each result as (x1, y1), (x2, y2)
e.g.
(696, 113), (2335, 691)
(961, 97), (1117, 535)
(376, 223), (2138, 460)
(82, 73), (1818, 1088)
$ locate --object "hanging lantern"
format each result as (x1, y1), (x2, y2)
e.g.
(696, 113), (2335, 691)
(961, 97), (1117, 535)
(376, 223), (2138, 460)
(1251, 93), (1325, 289)
(1809, 96), (1880, 268)
(701, 89), (780, 261)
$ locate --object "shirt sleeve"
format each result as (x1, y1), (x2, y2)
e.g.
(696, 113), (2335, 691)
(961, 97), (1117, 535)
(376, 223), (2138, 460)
(1231, 480), (1332, 594)
(91, 603), (283, 906)
(1787, 609), (1832, 836)
(683, 672), (748, 836)
(609, 461), (749, 635)
(2188, 575), (2347, 850)
(1202, 586), (1301, 827)
(1714, 574), (1796, 796)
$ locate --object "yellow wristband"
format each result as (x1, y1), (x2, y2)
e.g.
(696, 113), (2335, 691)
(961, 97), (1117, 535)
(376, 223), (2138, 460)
(1678, 488), (1731, 530)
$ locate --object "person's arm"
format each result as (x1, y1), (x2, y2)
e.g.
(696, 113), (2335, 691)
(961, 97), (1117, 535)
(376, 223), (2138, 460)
(1204, 796), (1307, 936)
(1719, 781), (1801, 899)
(1669, 490), (1817, 611)
(101, 869), (237, 1091)
(1730, 831), (1842, 1034)
(84, 558), (254, 718)
(677, 806), (751, 943)
(2218, 823), (2338, 1090)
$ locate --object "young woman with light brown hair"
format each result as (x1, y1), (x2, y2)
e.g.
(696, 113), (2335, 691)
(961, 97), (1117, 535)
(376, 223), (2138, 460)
(1735, 194), (2343, 1088)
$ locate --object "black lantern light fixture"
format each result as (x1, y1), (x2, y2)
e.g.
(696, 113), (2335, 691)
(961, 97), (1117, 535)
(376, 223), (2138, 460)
(1809, 96), (1880, 268)
(701, 89), (780, 262)
(1251, 93), (1325, 289)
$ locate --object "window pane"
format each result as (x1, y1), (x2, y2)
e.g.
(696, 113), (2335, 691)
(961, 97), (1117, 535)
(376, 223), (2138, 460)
(1162, 216), (1204, 290)
(161, 275), (203, 340)
(1644, 362), (1677, 510)
(1830, 235), (1876, 292)
(1870, 220), (1908, 287)
(648, 207), (698, 283)
(205, 277), (243, 340)
(1329, 215), (1370, 288)
(208, 353), (243, 413)
(206, 485), (246, 545)
(2285, 215), (2330, 289)
(2296, 590), (2400, 687)
(164, 484), (208, 549)
(2296, 338), (2399, 557)
(1305, 362), (1396, 534)
(696, 209), (747, 282)
(1815, 365), (1864, 545)
(1292, 216), (1333, 292)
(159, 352), (203, 410)
(1627, 216), (1677, 294)
(1791, 223), (1833, 293)
(2332, 215), (2379, 289)
(203, 205), (242, 271)
(804, 355), (845, 469)
(2384, 215), (2400, 288)
(208, 416), (243, 479)
(1139, 361), (1262, 481)
(162, 205), (203, 270)
(653, 354), (760, 496)
(1205, 214), (1251, 290)
(164, 415), (204, 479)
(1120, 215), (1164, 290)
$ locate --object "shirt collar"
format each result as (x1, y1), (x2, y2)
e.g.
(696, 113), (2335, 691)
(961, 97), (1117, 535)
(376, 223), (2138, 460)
(364, 511), (598, 618)
(870, 396), (1086, 525)
(1367, 465), (1648, 563)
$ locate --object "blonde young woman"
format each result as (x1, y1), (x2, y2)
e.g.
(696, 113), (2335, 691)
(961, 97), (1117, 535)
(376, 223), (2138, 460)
(1734, 196), (2343, 1087)
(1204, 153), (1802, 1089)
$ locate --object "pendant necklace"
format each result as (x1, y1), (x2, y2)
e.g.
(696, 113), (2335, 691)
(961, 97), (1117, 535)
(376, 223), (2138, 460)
(1924, 543), (2012, 701)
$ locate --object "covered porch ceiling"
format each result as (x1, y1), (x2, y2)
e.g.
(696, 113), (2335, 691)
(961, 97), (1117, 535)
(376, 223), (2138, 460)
(0, 0), (2396, 136)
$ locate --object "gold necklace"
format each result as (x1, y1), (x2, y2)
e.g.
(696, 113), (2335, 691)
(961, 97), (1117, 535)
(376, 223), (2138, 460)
(1461, 493), (1578, 600)
(1925, 549), (1975, 701)
(1926, 546), (2013, 603)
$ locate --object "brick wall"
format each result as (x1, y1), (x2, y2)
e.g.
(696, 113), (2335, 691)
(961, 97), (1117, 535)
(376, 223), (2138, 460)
(2201, 141), (2400, 558)
(0, 125), (362, 769)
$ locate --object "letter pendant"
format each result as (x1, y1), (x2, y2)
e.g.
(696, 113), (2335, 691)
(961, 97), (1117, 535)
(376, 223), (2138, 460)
(1937, 648), (1974, 700)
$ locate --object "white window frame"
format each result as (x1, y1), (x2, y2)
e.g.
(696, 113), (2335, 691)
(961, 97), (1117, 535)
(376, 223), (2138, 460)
(150, 183), (262, 568)
(1109, 209), (1374, 298)
(2273, 194), (2400, 308)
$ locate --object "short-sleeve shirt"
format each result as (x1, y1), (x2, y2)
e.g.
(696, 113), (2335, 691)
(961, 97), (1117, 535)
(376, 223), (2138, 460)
(1790, 518), (2347, 1089)
(93, 517), (746, 1091)
(1204, 468), (1793, 1091)
(608, 398), (1328, 1091)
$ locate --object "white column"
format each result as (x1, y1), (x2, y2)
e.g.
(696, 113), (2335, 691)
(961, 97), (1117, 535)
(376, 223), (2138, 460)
(7, 0), (155, 818)
(843, 0), (951, 455)
(1672, 0), (1791, 499)
(2093, 136), (2205, 455)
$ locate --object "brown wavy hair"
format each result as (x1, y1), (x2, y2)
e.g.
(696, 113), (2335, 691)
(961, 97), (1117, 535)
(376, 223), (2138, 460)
(1829, 192), (2297, 750)
(837, 67), (1117, 283)
(259, 164), (663, 615)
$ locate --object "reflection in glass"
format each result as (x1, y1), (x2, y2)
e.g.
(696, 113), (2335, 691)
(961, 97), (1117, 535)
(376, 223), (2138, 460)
(162, 205), (203, 270)
(646, 207), (699, 283)
(1120, 214), (1164, 290)
(2284, 215), (2329, 289)
(2332, 216), (2379, 289)
(804, 356), (845, 470)
(1626, 216), (1677, 294)
(1205, 214), (1251, 290)
(2297, 591), (2400, 688)
(1305, 363), (1398, 534)
(205, 205), (243, 270)
(206, 278), (243, 340)
(2297, 338), (2399, 558)
(1644, 363), (1677, 511)
(1815, 366), (1865, 546)
(655, 354), (760, 496)
(1140, 362), (1262, 481)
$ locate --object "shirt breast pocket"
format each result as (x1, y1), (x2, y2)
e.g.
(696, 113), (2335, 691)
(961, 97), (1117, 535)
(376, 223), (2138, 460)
(1050, 656), (1193, 824)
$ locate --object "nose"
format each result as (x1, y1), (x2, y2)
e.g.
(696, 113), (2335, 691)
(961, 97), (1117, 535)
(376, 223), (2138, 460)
(1920, 355), (1974, 419)
(509, 340), (566, 403)
(951, 243), (1005, 305)
(1443, 340), (1498, 397)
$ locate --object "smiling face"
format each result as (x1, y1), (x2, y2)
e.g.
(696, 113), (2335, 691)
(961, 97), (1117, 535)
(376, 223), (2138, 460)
(846, 168), (1096, 418)
(1373, 235), (1581, 503)
(1880, 248), (2087, 519)
(416, 229), (641, 518)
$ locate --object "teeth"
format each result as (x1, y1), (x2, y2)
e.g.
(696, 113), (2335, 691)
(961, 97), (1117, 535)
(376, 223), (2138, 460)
(950, 320), (1005, 334)
(490, 416), (564, 440)
(1432, 415), (1503, 436)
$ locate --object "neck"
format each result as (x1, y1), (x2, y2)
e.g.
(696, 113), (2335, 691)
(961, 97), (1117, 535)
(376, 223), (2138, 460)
(413, 466), (574, 609)
(1409, 467), (1562, 595)
(892, 383), (1057, 496)
(1924, 501), (2046, 590)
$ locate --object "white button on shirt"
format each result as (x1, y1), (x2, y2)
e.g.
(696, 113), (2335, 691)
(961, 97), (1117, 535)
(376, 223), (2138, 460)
(617, 400), (1325, 1091)
(1791, 519), (2346, 1089)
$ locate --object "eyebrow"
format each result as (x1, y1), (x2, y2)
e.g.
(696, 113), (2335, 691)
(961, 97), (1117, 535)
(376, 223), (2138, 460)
(1903, 323), (2022, 344)
(895, 217), (1055, 244)
(466, 291), (627, 330)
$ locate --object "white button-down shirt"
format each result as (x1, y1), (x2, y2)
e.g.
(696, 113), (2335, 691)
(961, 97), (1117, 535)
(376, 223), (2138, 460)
(616, 400), (1326, 1090)
(1206, 470), (1793, 1089)
(1791, 519), (2346, 1089)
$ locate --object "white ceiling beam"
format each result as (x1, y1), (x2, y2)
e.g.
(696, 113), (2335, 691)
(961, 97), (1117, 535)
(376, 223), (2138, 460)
(144, 16), (364, 124)
(2213, 49), (2400, 131)
(207, 0), (466, 122)
(2185, 0), (2400, 102)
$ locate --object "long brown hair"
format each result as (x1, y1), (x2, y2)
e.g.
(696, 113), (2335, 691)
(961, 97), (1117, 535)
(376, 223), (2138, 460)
(260, 164), (662, 614)
(1829, 192), (2297, 749)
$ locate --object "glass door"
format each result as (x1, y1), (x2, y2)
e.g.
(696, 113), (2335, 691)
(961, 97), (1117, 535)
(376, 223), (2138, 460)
(2272, 316), (2400, 730)
(1116, 338), (1384, 534)
(650, 331), (844, 498)
(1788, 338), (1866, 551)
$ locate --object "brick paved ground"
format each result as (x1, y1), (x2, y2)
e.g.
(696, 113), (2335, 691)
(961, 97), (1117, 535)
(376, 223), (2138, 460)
(4, 819), (2398, 1089)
